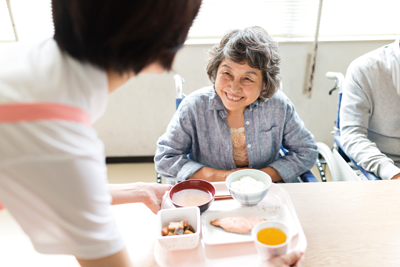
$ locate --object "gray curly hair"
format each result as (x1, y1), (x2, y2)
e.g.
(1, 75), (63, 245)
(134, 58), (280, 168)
(206, 26), (281, 100)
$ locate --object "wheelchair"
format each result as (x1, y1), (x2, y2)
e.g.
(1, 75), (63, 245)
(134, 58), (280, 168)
(156, 75), (319, 184)
(315, 72), (380, 182)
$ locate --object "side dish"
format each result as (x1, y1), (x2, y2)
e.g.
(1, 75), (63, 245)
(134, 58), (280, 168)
(162, 220), (195, 236)
(210, 217), (268, 234)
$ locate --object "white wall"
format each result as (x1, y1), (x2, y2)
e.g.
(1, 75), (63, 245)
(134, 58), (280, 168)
(94, 40), (390, 157)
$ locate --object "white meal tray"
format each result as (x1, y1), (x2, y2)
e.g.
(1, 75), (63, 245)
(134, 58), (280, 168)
(155, 182), (307, 267)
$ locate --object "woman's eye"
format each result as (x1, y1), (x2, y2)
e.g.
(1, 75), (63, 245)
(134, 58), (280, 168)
(244, 77), (253, 82)
(224, 72), (231, 76)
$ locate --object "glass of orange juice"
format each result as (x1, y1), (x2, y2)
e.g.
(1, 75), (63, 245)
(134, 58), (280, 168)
(251, 221), (292, 261)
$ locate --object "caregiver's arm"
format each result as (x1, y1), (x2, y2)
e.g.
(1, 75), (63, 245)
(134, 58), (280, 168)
(77, 247), (132, 267)
(268, 99), (318, 183)
(108, 183), (171, 214)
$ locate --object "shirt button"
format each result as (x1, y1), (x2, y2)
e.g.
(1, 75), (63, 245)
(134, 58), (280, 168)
(247, 144), (251, 148)
(246, 121), (250, 125)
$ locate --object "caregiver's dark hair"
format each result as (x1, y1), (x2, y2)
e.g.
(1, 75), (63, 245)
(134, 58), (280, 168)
(52, 0), (202, 74)
(206, 26), (281, 100)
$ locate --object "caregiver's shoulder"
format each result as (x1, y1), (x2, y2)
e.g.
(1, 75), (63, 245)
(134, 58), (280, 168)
(0, 39), (61, 75)
(0, 39), (56, 60)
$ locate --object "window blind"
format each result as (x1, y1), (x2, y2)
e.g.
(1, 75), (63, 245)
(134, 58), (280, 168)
(1, 0), (400, 43)
(188, 0), (400, 40)
(188, 0), (320, 40)
(319, 0), (400, 39)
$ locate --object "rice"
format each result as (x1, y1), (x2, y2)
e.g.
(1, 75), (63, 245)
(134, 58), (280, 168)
(230, 176), (267, 194)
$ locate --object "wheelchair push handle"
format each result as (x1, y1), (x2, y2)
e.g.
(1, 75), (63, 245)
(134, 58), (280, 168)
(174, 74), (185, 99)
(326, 72), (345, 95)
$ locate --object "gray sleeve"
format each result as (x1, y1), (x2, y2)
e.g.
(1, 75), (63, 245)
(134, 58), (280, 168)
(154, 99), (204, 181)
(340, 64), (400, 180)
(269, 99), (318, 183)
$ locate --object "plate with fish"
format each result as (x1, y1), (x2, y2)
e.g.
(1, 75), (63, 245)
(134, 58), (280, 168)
(201, 204), (297, 245)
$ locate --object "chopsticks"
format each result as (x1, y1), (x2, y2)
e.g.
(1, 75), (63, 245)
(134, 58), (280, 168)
(215, 194), (233, 201)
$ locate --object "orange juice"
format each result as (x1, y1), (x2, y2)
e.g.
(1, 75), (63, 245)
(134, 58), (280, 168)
(257, 227), (286, 245)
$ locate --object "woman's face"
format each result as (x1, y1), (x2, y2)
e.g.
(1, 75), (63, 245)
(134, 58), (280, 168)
(215, 58), (263, 114)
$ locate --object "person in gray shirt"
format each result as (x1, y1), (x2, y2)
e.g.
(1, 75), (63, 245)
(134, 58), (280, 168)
(155, 27), (317, 183)
(340, 38), (400, 180)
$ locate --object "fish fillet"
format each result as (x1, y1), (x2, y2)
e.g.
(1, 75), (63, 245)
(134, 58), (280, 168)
(210, 217), (268, 234)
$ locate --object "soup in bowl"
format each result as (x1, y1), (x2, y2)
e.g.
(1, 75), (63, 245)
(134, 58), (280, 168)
(251, 221), (292, 261)
(169, 179), (216, 213)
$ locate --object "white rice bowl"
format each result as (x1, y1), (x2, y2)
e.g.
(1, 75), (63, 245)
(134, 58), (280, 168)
(230, 176), (267, 194)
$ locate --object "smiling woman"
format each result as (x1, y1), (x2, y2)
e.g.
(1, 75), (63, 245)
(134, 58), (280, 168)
(155, 26), (318, 183)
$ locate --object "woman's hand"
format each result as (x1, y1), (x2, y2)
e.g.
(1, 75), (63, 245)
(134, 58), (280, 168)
(260, 167), (283, 182)
(188, 167), (235, 182)
(108, 183), (172, 214)
(261, 251), (304, 267)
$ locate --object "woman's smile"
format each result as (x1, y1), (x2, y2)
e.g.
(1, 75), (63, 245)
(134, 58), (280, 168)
(225, 92), (243, 102)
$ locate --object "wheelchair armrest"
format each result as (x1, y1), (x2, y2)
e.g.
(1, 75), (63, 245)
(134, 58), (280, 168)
(356, 167), (381, 181)
(299, 170), (319, 182)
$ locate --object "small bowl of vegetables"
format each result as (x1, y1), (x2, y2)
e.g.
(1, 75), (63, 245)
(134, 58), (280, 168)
(156, 206), (200, 251)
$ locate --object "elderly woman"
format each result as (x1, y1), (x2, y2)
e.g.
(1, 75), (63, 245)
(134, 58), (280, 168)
(155, 27), (318, 183)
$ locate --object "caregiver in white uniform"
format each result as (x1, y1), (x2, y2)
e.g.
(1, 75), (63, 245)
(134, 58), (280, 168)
(0, 1), (202, 267)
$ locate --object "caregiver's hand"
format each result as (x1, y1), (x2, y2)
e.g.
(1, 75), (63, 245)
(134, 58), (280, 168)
(108, 183), (172, 214)
(261, 251), (304, 267)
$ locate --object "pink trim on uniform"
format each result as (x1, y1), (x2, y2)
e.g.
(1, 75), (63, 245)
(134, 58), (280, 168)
(0, 103), (91, 127)
(0, 103), (91, 210)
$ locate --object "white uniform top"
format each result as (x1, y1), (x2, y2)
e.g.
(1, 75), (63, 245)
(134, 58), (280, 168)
(0, 39), (124, 259)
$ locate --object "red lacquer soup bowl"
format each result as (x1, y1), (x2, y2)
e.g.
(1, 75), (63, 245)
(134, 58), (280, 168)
(169, 179), (216, 213)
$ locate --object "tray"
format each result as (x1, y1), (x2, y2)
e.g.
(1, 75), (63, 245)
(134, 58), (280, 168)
(155, 182), (307, 267)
